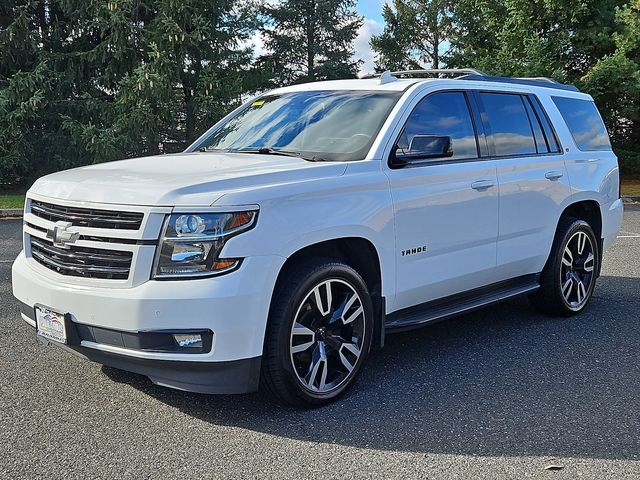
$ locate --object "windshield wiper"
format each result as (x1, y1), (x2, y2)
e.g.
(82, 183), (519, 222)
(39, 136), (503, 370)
(200, 146), (325, 162)
(198, 147), (229, 153)
(231, 147), (321, 162)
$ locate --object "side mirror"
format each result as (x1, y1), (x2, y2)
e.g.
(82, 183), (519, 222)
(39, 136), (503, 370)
(392, 134), (453, 166)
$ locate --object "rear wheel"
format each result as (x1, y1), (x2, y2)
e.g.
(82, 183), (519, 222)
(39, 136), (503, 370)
(261, 260), (373, 407)
(530, 218), (599, 316)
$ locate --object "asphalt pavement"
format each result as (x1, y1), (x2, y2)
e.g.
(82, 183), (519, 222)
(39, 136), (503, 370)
(1, 208), (639, 479)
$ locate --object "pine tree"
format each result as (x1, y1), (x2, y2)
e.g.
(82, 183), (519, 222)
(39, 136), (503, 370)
(371, 0), (453, 72)
(262, 0), (363, 85)
(0, 0), (259, 185)
(446, 0), (624, 80)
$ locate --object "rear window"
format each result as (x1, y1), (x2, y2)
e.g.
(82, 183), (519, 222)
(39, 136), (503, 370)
(552, 97), (611, 151)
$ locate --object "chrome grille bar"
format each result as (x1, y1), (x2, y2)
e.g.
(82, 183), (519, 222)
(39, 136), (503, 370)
(30, 200), (143, 230)
(31, 239), (132, 264)
(30, 237), (133, 280)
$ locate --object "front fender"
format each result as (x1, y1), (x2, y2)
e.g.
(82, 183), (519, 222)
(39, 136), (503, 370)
(220, 164), (397, 305)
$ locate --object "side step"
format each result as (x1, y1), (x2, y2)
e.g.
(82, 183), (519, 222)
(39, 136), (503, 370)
(385, 275), (540, 332)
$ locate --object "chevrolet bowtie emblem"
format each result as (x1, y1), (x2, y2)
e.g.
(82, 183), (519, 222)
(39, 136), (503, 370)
(46, 221), (80, 249)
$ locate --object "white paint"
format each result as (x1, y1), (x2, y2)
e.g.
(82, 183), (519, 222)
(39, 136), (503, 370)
(11, 75), (624, 389)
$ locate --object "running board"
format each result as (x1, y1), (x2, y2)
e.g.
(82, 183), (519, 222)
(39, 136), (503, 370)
(385, 275), (540, 332)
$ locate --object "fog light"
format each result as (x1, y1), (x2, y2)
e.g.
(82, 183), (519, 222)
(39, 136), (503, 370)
(173, 333), (203, 348)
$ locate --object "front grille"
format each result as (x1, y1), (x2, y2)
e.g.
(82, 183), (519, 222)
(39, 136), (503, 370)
(30, 237), (133, 280)
(30, 200), (143, 230)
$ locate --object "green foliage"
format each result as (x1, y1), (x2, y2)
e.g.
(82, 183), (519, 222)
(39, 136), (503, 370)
(581, 0), (640, 173)
(0, 0), (259, 184)
(371, 0), (453, 71)
(262, 0), (362, 85)
(1, 0), (639, 183)
(372, 0), (639, 174)
(447, 0), (623, 80)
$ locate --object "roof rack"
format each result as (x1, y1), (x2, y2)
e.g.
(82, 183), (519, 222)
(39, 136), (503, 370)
(459, 74), (579, 92)
(390, 68), (488, 77)
(367, 68), (579, 92)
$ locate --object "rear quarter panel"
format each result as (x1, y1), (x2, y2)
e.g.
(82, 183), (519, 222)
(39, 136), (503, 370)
(537, 91), (622, 249)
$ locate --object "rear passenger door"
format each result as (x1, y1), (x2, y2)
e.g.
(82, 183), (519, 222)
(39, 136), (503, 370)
(475, 91), (571, 280)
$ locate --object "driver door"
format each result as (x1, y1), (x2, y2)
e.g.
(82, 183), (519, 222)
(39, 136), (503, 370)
(385, 90), (499, 310)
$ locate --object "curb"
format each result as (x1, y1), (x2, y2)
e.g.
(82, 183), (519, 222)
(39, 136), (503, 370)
(0, 208), (23, 218)
(623, 197), (640, 204)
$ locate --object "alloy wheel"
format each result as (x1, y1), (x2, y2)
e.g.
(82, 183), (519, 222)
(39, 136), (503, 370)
(559, 230), (596, 310)
(289, 279), (366, 394)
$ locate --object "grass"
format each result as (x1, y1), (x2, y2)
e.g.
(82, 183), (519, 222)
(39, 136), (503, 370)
(0, 193), (25, 209)
(621, 177), (640, 197)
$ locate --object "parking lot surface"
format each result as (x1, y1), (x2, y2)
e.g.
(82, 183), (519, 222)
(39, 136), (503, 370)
(1, 208), (639, 479)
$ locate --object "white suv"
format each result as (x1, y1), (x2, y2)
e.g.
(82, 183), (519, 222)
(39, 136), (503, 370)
(12, 69), (624, 407)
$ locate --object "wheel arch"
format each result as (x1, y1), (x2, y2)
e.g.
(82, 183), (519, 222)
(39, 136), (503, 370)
(559, 199), (602, 241)
(555, 198), (603, 276)
(270, 237), (386, 349)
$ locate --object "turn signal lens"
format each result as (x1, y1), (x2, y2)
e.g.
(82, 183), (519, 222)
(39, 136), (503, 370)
(212, 259), (239, 271)
(228, 211), (255, 230)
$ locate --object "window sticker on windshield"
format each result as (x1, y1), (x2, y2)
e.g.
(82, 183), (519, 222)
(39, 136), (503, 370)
(251, 100), (265, 108)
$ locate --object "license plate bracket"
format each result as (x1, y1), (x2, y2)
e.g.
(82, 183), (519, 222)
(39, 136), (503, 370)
(35, 305), (68, 344)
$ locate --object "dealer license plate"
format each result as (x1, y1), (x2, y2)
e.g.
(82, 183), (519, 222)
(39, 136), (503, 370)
(35, 306), (67, 344)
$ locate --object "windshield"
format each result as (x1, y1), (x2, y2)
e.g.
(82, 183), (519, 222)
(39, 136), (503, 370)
(193, 90), (401, 161)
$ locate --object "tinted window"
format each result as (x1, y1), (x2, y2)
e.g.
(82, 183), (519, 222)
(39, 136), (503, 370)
(399, 92), (478, 160)
(480, 93), (537, 156)
(523, 96), (547, 153)
(552, 97), (611, 151)
(530, 96), (561, 153)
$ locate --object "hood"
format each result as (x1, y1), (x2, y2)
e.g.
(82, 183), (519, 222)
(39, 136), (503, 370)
(29, 152), (347, 206)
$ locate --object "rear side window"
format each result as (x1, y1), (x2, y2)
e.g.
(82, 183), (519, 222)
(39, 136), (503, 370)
(522, 97), (547, 153)
(529, 96), (562, 153)
(552, 97), (611, 151)
(479, 92), (537, 156)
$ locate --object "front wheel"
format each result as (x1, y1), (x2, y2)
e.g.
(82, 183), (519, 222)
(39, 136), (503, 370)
(530, 218), (600, 316)
(261, 260), (374, 407)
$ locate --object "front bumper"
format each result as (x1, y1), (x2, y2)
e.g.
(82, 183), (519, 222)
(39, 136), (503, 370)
(13, 251), (286, 394)
(29, 325), (261, 394)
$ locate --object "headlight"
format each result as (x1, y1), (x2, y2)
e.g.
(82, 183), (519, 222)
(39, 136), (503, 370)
(152, 210), (257, 279)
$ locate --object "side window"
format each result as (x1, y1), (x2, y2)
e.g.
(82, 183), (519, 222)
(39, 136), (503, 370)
(479, 92), (537, 156)
(529, 96), (561, 153)
(399, 91), (478, 160)
(552, 96), (611, 151)
(522, 96), (548, 153)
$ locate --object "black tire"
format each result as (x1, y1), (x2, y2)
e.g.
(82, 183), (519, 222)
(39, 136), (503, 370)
(530, 218), (600, 316)
(261, 259), (374, 408)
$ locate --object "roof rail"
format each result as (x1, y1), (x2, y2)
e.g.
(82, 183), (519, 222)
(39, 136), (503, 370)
(361, 68), (487, 82)
(390, 68), (488, 77)
(362, 68), (580, 92)
(515, 76), (559, 84)
(459, 74), (579, 92)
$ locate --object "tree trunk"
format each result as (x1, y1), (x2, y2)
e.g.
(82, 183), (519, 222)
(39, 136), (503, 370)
(432, 20), (439, 69)
(183, 50), (202, 146)
(306, 0), (315, 80)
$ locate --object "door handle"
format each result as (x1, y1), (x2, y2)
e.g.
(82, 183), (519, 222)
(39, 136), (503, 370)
(471, 180), (495, 190)
(545, 171), (564, 181)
